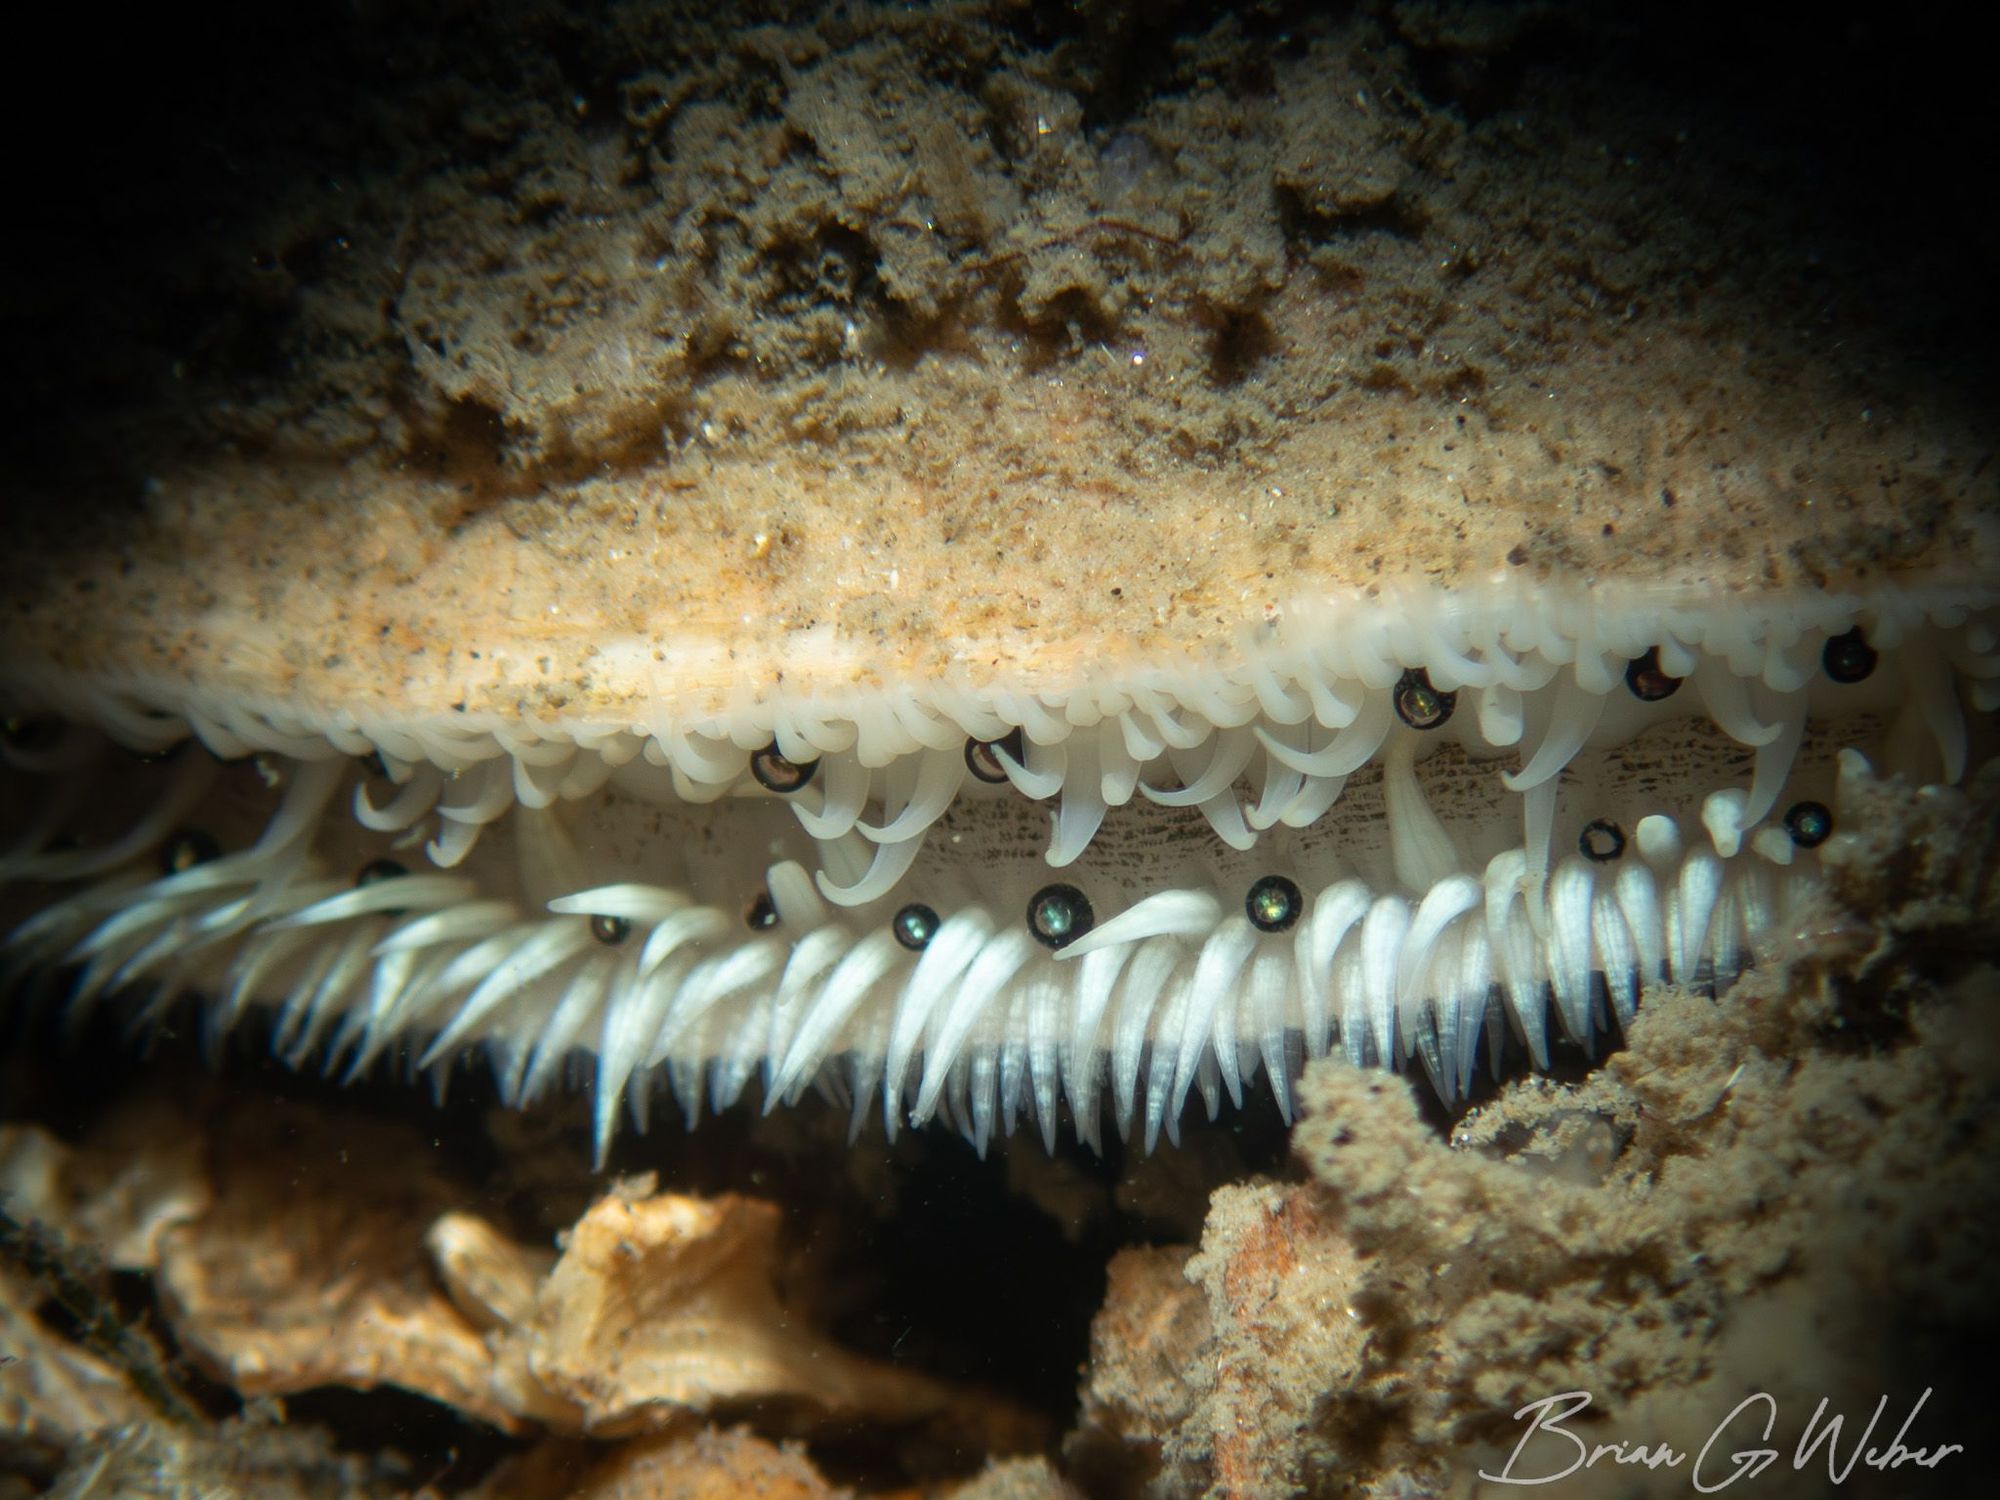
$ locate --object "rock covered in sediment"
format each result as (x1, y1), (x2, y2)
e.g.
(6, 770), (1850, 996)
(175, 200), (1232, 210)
(1069, 763), (2000, 1498)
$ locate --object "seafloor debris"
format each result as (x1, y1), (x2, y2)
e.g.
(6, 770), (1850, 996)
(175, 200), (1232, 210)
(27, 1413), (412, 1500)
(450, 1177), (951, 1434)
(2, 1101), (988, 1439)
(0, 1250), (157, 1460)
(0, 1099), (210, 1273)
(468, 1429), (1082, 1500)
(1068, 763), (2000, 1498)
(143, 1098), (530, 1434)
(464, 1426), (836, 1500)
(0, 1091), (1048, 1494)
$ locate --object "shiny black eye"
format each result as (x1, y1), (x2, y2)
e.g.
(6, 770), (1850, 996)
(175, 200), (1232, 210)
(1821, 628), (1877, 685)
(1393, 668), (1455, 730)
(1579, 819), (1625, 862)
(1027, 883), (1094, 950)
(892, 902), (940, 951)
(590, 913), (631, 945)
(1783, 800), (1833, 848)
(746, 891), (778, 930)
(1624, 647), (1684, 702)
(1245, 874), (1303, 933)
(964, 729), (1026, 785)
(356, 858), (411, 914)
(750, 742), (818, 793)
(161, 828), (220, 875)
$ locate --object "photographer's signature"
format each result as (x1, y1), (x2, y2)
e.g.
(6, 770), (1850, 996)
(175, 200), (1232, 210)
(1480, 1389), (1963, 1490)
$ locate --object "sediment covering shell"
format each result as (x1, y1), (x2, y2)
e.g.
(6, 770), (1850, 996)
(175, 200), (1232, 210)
(2, 2), (1994, 1157)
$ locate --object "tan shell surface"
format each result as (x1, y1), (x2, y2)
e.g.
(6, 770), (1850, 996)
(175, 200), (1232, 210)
(2, 7), (1992, 726)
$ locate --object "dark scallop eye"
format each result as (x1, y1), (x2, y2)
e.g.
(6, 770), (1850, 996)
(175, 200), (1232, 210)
(746, 891), (778, 930)
(590, 913), (632, 945)
(161, 828), (220, 875)
(1245, 874), (1303, 933)
(356, 858), (412, 914)
(964, 728), (1026, 785)
(1624, 647), (1684, 702)
(1027, 883), (1094, 950)
(1393, 668), (1455, 730)
(1821, 627), (1877, 685)
(750, 742), (819, 793)
(892, 902), (940, 951)
(1578, 818), (1626, 862)
(1783, 800), (1833, 848)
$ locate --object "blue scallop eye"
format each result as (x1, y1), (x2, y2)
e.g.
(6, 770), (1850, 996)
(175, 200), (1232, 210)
(590, 913), (631, 945)
(1027, 884), (1093, 949)
(750, 742), (818, 793)
(1624, 647), (1683, 701)
(1245, 874), (1302, 933)
(1393, 668), (1455, 729)
(1821, 628), (1877, 684)
(1579, 819), (1625, 862)
(1784, 800), (1833, 848)
(746, 891), (778, 930)
(892, 902), (940, 951)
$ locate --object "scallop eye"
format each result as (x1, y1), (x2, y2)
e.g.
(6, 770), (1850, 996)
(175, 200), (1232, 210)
(1393, 668), (1455, 730)
(746, 891), (779, 930)
(590, 914), (632, 945)
(161, 828), (220, 875)
(964, 729), (1025, 785)
(1624, 647), (1684, 702)
(1027, 883), (1094, 950)
(1783, 800), (1833, 848)
(892, 902), (940, 951)
(1245, 874), (1303, 933)
(750, 742), (819, 793)
(1821, 627), (1877, 684)
(1579, 819), (1626, 862)
(356, 858), (412, 914)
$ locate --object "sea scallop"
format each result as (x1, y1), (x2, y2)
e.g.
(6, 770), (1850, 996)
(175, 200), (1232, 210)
(2, 3), (1994, 1166)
